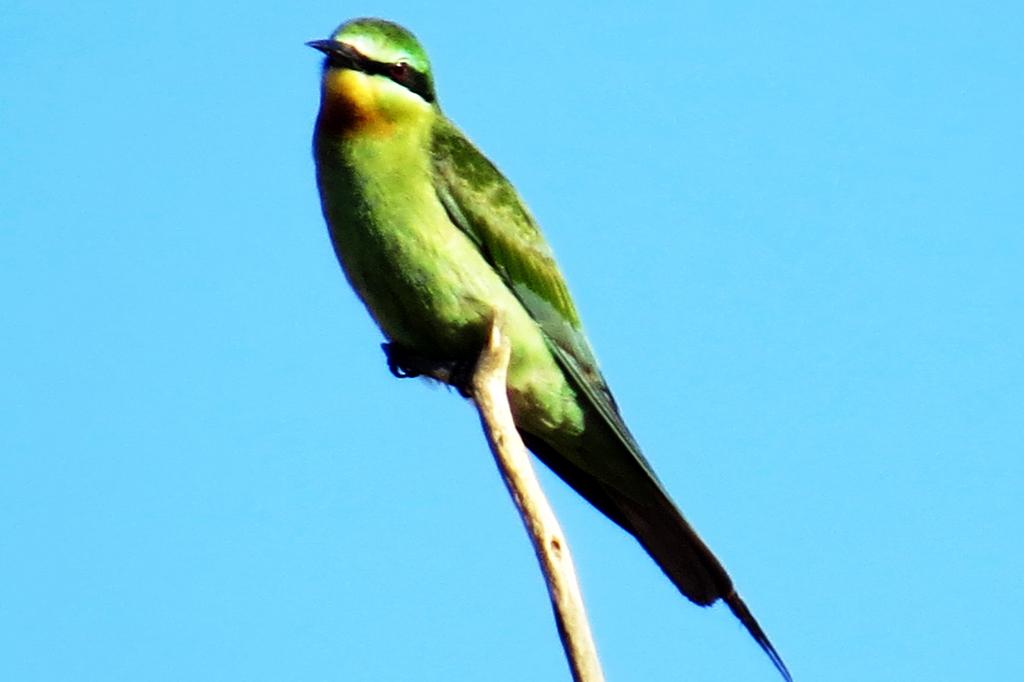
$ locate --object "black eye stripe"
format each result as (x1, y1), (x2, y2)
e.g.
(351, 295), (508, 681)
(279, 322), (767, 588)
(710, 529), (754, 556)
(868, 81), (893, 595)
(327, 46), (434, 103)
(363, 60), (433, 102)
(385, 65), (434, 103)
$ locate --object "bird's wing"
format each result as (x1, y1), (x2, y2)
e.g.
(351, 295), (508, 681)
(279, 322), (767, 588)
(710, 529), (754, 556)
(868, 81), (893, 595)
(430, 116), (655, 476)
(430, 118), (792, 682)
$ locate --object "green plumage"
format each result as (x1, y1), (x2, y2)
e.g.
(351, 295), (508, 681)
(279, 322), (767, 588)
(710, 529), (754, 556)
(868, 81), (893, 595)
(310, 18), (790, 681)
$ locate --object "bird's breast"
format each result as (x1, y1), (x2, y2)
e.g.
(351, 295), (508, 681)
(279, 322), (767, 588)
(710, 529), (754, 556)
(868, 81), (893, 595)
(314, 125), (585, 437)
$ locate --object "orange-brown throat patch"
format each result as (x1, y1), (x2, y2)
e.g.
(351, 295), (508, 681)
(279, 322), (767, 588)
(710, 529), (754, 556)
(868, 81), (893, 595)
(317, 69), (395, 137)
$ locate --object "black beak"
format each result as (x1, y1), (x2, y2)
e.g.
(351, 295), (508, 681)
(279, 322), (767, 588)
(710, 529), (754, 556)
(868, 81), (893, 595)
(306, 39), (363, 69)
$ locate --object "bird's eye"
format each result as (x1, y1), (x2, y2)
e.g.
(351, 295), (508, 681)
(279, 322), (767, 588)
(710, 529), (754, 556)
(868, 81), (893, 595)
(389, 62), (410, 80)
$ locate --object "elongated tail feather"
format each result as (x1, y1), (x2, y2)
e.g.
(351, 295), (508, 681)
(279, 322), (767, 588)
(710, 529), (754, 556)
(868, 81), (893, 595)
(521, 432), (791, 681)
(725, 591), (793, 682)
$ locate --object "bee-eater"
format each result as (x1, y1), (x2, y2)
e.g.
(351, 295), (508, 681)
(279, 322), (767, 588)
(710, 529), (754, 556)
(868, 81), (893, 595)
(309, 18), (790, 681)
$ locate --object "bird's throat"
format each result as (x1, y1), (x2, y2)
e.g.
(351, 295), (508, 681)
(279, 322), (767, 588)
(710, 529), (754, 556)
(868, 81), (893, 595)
(317, 69), (395, 137)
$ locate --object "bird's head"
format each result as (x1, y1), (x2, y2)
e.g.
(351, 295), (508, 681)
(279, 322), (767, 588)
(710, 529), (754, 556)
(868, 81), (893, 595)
(308, 18), (436, 135)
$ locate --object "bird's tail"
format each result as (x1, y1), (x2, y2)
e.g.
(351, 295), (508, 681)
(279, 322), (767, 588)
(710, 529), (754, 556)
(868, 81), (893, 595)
(522, 432), (791, 681)
(724, 589), (792, 682)
(611, 484), (792, 681)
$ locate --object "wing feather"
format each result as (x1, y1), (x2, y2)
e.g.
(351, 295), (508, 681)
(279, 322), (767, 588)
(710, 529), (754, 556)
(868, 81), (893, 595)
(430, 117), (654, 473)
(430, 118), (792, 682)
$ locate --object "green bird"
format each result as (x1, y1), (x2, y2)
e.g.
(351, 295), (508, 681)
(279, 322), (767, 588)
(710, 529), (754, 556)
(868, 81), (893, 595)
(309, 18), (790, 681)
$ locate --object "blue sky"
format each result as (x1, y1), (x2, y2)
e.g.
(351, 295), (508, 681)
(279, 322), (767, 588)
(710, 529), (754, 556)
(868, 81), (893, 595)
(2, 2), (1021, 680)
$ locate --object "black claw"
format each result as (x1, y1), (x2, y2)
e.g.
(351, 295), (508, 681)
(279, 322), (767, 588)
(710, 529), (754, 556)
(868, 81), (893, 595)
(382, 343), (420, 378)
(447, 360), (474, 398)
(380, 342), (474, 397)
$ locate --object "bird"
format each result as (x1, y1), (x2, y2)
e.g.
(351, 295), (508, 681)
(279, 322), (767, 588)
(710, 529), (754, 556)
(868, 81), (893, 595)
(308, 17), (790, 681)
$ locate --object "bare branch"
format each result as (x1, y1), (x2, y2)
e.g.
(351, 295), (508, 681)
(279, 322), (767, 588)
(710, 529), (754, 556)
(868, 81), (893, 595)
(471, 315), (605, 682)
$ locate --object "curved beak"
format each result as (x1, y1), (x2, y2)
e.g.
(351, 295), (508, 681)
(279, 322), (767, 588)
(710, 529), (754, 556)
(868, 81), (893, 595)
(306, 39), (362, 69)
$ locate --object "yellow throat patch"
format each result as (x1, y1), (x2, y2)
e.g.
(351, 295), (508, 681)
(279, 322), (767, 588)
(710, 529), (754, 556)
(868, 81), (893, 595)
(319, 68), (397, 137)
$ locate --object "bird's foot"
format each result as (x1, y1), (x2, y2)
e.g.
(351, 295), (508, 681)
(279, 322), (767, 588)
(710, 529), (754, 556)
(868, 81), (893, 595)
(381, 343), (475, 398)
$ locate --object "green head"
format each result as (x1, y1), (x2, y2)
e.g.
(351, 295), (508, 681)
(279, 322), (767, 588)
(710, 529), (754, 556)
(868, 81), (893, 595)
(309, 18), (437, 134)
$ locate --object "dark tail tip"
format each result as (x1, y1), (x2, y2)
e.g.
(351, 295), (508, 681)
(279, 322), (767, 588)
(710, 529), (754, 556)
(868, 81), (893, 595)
(724, 591), (792, 682)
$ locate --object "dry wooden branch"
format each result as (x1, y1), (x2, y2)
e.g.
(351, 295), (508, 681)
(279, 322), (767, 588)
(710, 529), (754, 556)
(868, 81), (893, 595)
(470, 316), (606, 682)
